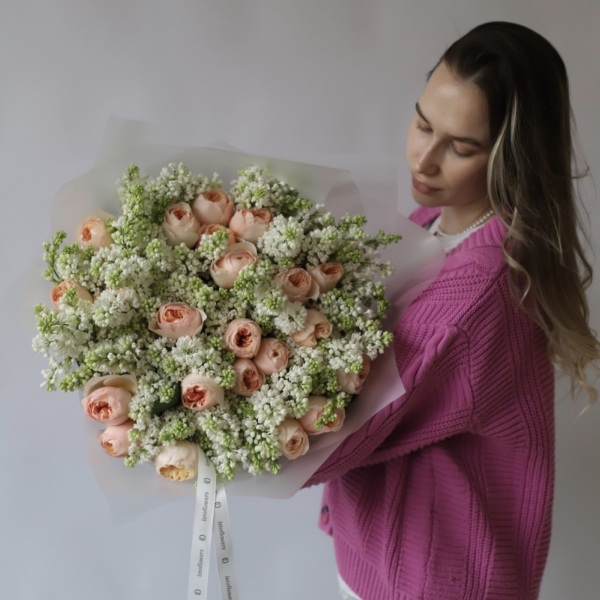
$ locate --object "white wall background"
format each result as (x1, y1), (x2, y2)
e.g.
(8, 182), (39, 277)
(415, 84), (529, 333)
(1, 1), (599, 599)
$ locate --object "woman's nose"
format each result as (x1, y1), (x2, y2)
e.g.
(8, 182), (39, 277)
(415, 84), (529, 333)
(416, 145), (440, 176)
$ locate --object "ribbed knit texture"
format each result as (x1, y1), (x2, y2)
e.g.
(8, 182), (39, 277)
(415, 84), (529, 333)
(306, 207), (555, 600)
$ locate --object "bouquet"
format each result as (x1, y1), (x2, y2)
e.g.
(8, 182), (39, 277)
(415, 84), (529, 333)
(33, 161), (401, 483)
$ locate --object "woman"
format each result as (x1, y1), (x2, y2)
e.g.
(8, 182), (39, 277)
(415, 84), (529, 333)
(306, 22), (600, 600)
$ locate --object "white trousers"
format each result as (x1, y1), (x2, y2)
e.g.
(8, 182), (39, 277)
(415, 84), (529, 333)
(337, 572), (362, 600)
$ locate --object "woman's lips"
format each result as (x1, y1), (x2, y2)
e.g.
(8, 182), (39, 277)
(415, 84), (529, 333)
(412, 176), (440, 195)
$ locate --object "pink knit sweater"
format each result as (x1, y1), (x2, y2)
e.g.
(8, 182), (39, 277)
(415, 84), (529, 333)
(306, 207), (555, 599)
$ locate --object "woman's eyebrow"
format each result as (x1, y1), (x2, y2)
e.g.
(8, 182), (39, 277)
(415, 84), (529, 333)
(415, 102), (485, 149)
(415, 102), (429, 123)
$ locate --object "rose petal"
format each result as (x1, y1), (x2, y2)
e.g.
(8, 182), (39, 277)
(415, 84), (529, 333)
(278, 419), (309, 459)
(224, 318), (263, 359)
(154, 441), (199, 482)
(181, 374), (224, 411)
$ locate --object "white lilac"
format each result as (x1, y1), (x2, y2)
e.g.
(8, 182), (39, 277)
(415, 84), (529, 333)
(257, 215), (304, 267)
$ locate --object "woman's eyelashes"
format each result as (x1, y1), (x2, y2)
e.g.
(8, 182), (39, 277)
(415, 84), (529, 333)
(450, 144), (474, 158)
(416, 120), (474, 158)
(416, 121), (432, 133)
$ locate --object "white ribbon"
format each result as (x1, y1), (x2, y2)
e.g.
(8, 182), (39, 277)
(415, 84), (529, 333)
(188, 449), (239, 600)
(213, 485), (238, 600)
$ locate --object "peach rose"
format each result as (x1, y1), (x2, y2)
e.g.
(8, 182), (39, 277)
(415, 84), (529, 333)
(210, 241), (258, 289)
(98, 420), (134, 457)
(76, 210), (114, 250)
(154, 441), (199, 482)
(149, 302), (207, 339)
(84, 373), (138, 396)
(291, 309), (332, 348)
(224, 318), (262, 359)
(50, 281), (93, 310)
(199, 223), (237, 246)
(81, 374), (137, 426)
(298, 396), (345, 435)
(337, 354), (372, 394)
(192, 188), (235, 225)
(228, 208), (273, 242)
(278, 419), (309, 460)
(254, 338), (289, 375)
(163, 202), (201, 248)
(181, 374), (224, 411)
(309, 262), (345, 293)
(232, 358), (264, 396)
(276, 268), (320, 304)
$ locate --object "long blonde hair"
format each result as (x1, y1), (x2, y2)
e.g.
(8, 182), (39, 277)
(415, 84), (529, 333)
(439, 22), (600, 401)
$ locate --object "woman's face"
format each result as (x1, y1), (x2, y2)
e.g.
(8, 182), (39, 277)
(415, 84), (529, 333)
(406, 62), (492, 216)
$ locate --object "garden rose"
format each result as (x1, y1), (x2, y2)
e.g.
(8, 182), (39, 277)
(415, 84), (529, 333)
(309, 262), (344, 293)
(210, 241), (258, 288)
(299, 396), (345, 435)
(228, 208), (273, 242)
(278, 419), (309, 460)
(276, 268), (319, 304)
(162, 202), (201, 248)
(291, 309), (332, 348)
(254, 338), (289, 375)
(154, 441), (199, 482)
(81, 374), (137, 426)
(50, 281), (93, 310)
(224, 318), (262, 359)
(231, 358), (264, 396)
(84, 373), (138, 396)
(191, 188), (235, 225)
(76, 210), (114, 250)
(337, 354), (372, 394)
(181, 374), (224, 411)
(199, 223), (237, 246)
(149, 302), (206, 339)
(98, 420), (134, 457)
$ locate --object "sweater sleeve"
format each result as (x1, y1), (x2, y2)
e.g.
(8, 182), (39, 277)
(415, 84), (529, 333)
(305, 318), (474, 486)
(304, 217), (511, 487)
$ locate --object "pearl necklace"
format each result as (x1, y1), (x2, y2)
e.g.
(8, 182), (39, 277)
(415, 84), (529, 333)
(433, 209), (494, 237)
